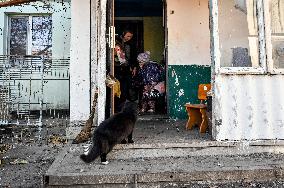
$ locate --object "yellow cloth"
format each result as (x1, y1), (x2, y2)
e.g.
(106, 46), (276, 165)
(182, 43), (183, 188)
(113, 80), (121, 98)
(105, 74), (121, 98)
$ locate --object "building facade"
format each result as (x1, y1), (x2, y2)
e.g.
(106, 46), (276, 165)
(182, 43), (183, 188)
(70, 0), (284, 141)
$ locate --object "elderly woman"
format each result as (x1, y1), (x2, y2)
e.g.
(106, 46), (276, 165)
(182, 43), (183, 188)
(136, 51), (165, 113)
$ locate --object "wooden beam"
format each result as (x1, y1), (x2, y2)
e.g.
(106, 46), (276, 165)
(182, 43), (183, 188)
(0, 0), (37, 7)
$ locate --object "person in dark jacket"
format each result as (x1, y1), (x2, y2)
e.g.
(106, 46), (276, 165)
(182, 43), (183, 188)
(114, 29), (138, 112)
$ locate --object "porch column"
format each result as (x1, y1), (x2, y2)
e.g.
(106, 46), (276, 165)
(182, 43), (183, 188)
(69, 0), (91, 135)
(96, 0), (107, 125)
(90, 0), (107, 126)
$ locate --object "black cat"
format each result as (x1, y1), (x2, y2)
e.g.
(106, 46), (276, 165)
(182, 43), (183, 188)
(80, 101), (138, 164)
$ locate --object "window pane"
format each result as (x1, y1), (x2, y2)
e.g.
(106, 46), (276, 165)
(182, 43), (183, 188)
(218, 0), (259, 68)
(9, 17), (28, 55)
(270, 0), (284, 69)
(32, 16), (52, 56)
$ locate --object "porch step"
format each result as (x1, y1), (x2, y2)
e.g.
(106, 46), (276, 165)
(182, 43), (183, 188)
(45, 141), (284, 187)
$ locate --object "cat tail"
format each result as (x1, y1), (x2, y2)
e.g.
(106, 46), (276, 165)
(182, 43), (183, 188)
(80, 139), (100, 163)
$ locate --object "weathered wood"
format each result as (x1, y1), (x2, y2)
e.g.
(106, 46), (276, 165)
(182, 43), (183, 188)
(264, 0), (284, 74)
(0, 0), (37, 7)
(257, 0), (267, 72)
(97, 0), (107, 125)
(246, 0), (257, 36)
(72, 75), (119, 143)
(72, 92), (98, 144)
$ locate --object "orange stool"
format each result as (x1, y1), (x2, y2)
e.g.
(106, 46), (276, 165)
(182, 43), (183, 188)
(184, 84), (211, 133)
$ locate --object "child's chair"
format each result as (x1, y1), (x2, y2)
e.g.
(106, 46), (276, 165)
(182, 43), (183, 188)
(184, 84), (211, 133)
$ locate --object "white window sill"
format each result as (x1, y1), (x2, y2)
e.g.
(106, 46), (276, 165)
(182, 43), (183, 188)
(217, 67), (266, 75)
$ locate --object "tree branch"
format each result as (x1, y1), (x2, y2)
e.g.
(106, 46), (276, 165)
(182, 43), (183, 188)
(0, 0), (38, 7)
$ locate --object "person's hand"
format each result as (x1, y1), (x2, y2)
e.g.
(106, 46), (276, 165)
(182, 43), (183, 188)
(152, 81), (157, 86)
(144, 85), (152, 91)
(132, 67), (137, 77)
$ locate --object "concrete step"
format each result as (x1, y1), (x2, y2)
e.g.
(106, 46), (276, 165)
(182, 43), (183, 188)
(45, 141), (284, 187)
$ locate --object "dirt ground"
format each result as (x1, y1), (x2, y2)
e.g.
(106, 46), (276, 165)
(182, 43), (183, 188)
(0, 118), (68, 187)
(1, 118), (284, 187)
(1, 118), (203, 187)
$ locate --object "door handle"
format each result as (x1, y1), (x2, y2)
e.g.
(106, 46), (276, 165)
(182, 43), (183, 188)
(106, 26), (115, 48)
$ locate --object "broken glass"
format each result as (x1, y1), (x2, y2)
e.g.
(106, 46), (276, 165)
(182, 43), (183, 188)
(32, 16), (52, 56)
(9, 17), (28, 56)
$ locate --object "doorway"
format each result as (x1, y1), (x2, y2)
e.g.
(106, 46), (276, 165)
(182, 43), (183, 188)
(107, 0), (167, 117)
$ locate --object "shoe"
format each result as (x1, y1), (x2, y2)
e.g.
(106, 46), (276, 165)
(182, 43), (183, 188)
(140, 108), (146, 113)
(101, 161), (109, 165)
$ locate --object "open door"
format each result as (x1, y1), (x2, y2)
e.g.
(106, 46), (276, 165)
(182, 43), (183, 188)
(106, 0), (115, 118)
(163, 0), (169, 115)
(113, 0), (167, 116)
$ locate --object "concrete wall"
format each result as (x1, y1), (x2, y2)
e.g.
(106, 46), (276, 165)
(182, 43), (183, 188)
(69, 0), (90, 122)
(166, 0), (211, 119)
(143, 17), (164, 63)
(167, 0), (210, 66)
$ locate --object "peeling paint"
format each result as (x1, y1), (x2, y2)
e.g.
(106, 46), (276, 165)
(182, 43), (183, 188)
(178, 89), (184, 97)
(214, 75), (284, 140)
(168, 65), (211, 119)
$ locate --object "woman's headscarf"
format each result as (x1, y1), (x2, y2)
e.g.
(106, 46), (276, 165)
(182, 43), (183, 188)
(137, 51), (150, 63)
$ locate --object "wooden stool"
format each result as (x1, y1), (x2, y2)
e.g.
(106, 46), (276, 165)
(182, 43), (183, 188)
(184, 84), (211, 133)
(185, 104), (208, 133)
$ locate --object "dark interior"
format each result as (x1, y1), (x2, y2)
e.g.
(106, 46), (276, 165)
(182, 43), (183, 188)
(115, 0), (163, 17)
(111, 0), (166, 116)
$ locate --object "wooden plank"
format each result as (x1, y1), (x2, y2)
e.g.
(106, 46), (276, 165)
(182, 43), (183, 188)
(97, 0), (107, 125)
(257, 0), (267, 72)
(246, 0), (257, 36)
(0, 0), (37, 7)
(265, 0), (284, 74)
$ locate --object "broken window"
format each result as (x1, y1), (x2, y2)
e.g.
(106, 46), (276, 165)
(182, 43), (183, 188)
(9, 17), (28, 56)
(218, 0), (260, 68)
(31, 16), (52, 56)
(8, 15), (52, 57)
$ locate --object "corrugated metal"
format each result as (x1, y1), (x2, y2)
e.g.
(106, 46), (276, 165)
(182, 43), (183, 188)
(214, 74), (284, 140)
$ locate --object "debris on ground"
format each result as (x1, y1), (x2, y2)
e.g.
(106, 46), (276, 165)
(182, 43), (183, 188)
(48, 135), (67, 145)
(0, 144), (12, 154)
(73, 92), (98, 144)
(9, 159), (29, 165)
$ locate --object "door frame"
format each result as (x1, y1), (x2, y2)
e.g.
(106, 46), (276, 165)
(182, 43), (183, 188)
(91, 0), (108, 125)
(92, 0), (169, 125)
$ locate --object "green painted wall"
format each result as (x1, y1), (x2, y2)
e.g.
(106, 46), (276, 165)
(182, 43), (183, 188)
(168, 65), (211, 119)
(143, 17), (164, 63)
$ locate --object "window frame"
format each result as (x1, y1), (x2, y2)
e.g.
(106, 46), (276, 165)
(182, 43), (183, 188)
(212, 0), (267, 75)
(263, 1), (284, 74)
(6, 13), (52, 57)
